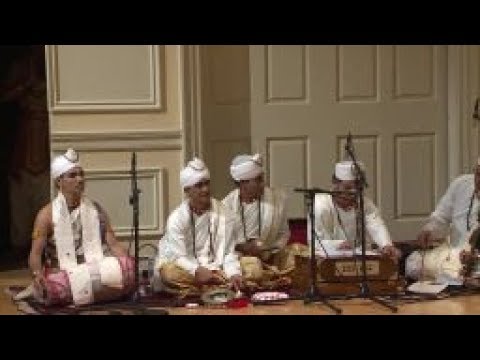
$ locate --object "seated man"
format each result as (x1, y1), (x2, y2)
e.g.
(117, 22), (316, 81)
(26, 149), (134, 306)
(223, 153), (304, 290)
(312, 161), (400, 261)
(155, 158), (243, 298)
(405, 158), (480, 285)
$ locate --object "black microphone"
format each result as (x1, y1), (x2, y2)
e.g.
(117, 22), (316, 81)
(295, 187), (331, 194)
(129, 152), (141, 205)
(474, 98), (479, 120)
(343, 133), (353, 163)
(131, 152), (136, 174)
(294, 188), (357, 195)
(345, 132), (353, 153)
(129, 153), (136, 205)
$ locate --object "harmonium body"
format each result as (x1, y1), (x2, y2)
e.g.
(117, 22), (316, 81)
(291, 254), (405, 296)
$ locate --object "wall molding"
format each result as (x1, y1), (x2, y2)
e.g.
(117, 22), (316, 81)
(84, 167), (166, 237)
(180, 45), (203, 163)
(47, 45), (165, 113)
(51, 130), (182, 152)
(448, 45), (475, 180)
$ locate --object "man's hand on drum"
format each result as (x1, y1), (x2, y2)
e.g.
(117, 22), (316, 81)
(416, 229), (438, 249)
(381, 245), (401, 263)
(460, 249), (479, 264)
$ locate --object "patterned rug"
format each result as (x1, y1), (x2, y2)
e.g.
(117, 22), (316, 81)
(4, 286), (189, 315)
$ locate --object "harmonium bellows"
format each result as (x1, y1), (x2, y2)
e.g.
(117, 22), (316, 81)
(291, 254), (405, 296)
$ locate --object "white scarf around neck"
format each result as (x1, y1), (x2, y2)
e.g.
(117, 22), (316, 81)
(52, 192), (104, 270)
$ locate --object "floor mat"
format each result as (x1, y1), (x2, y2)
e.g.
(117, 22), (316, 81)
(4, 286), (191, 315)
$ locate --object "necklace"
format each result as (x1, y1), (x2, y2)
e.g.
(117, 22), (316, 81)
(333, 201), (352, 244)
(239, 194), (262, 242)
(467, 190), (476, 231)
(190, 207), (214, 259)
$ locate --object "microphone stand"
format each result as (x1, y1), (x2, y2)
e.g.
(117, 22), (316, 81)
(344, 134), (397, 312)
(82, 153), (168, 315)
(124, 153), (168, 315)
(295, 188), (342, 314)
(129, 152), (141, 303)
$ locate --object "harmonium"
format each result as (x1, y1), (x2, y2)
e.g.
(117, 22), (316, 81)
(291, 253), (405, 296)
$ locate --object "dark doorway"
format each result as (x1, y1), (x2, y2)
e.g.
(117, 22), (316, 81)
(0, 45), (50, 270)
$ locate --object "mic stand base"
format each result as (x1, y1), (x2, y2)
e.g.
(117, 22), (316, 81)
(303, 285), (342, 314)
(130, 290), (141, 303)
(111, 301), (169, 315)
(359, 282), (398, 313)
(114, 291), (169, 315)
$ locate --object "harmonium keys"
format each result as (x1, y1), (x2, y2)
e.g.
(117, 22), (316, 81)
(291, 254), (405, 296)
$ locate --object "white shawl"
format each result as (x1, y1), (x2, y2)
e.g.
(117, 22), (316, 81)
(52, 193), (104, 305)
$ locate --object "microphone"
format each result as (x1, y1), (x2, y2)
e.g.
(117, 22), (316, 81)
(346, 132), (352, 146)
(129, 153), (136, 205)
(129, 152), (141, 205)
(474, 98), (479, 120)
(131, 152), (136, 174)
(345, 132), (353, 157)
(294, 188), (357, 195)
(295, 187), (332, 194)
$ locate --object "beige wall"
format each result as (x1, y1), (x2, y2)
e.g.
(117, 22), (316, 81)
(47, 45), (183, 250)
(44, 45), (480, 246)
(200, 45), (251, 199)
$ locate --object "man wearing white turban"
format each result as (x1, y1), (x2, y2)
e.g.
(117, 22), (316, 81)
(222, 153), (299, 291)
(155, 158), (243, 297)
(405, 158), (480, 285)
(312, 161), (400, 262)
(24, 148), (135, 306)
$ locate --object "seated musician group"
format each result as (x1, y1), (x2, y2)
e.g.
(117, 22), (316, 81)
(154, 154), (403, 297)
(22, 148), (480, 306)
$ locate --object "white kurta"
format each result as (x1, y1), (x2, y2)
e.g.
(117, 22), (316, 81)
(311, 193), (392, 252)
(422, 174), (479, 249)
(222, 187), (290, 249)
(405, 174), (480, 283)
(156, 198), (241, 278)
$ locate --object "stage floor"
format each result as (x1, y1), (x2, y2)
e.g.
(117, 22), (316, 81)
(1, 268), (480, 315)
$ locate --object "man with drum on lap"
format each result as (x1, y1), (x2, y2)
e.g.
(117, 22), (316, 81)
(24, 148), (135, 306)
(405, 158), (480, 285)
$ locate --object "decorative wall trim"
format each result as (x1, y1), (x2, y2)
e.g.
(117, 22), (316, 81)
(51, 130), (182, 152)
(84, 167), (166, 237)
(47, 45), (164, 113)
(265, 45), (308, 104)
(180, 45), (203, 163)
(447, 45), (473, 180)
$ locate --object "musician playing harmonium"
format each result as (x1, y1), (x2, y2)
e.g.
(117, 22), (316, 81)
(312, 161), (401, 262)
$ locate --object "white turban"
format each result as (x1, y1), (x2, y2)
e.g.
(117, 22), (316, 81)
(230, 153), (263, 181)
(334, 160), (365, 181)
(51, 148), (80, 179)
(180, 158), (210, 189)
